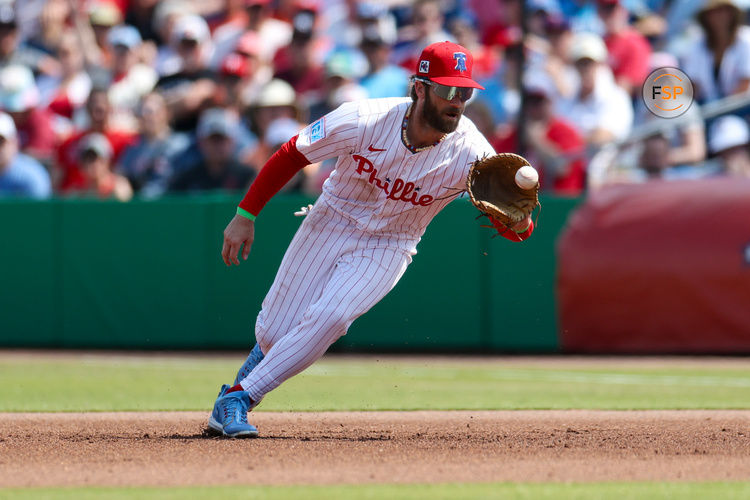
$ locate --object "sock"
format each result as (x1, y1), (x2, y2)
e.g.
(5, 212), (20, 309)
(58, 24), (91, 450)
(225, 384), (243, 394)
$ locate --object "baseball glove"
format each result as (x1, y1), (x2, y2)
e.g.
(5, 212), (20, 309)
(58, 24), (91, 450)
(466, 153), (540, 227)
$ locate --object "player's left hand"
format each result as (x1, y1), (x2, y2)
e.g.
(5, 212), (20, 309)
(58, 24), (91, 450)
(222, 215), (255, 266)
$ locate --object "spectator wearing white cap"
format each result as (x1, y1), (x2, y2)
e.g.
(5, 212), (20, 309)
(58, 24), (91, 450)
(168, 107), (255, 192)
(151, 1), (197, 77)
(557, 32), (633, 148)
(0, 64), (56, 160)
(106, 24), (158, 132)
(0, 112), (51, 199)
(709, 115), (750, 177)
(155, 15), (217, 132)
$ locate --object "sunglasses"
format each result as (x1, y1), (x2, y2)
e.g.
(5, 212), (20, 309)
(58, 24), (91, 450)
(416, 78), (473, 102)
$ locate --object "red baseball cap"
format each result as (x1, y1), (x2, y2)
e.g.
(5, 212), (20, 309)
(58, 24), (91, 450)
(221, 53), (250, 78)
(415, 41), (484, 90)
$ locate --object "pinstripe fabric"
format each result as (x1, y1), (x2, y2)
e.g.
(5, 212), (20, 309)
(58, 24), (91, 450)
(296, 97), (495, 254)
(237, 97), (495, 402)
(241, 203), (410, 402)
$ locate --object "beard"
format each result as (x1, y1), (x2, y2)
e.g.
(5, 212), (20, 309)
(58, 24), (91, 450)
(420, 89), (461, 134)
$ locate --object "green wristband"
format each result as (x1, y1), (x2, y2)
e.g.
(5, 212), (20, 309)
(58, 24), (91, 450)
(236, 207), (257, 221)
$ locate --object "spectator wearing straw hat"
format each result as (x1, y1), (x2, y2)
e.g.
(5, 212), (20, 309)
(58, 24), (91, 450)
(681, 0), (750, 103)
(246, 78), (303, 148)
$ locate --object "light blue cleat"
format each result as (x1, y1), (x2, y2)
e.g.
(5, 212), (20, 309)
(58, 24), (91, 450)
(233, 343), (265, 385)
(208, 387), (258, 438)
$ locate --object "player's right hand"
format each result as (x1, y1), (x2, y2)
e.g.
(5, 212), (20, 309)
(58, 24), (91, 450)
(222, 215), (255, 266)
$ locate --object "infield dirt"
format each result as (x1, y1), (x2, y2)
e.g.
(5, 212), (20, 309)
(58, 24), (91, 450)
(1, 410), (749, 487)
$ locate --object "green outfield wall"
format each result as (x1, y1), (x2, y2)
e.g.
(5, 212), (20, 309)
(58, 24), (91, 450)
(0, 195), (580, 352)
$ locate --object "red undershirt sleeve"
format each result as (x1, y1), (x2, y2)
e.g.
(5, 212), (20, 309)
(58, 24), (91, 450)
(490, 217), (535, 242)
(238, 135), (310, 217)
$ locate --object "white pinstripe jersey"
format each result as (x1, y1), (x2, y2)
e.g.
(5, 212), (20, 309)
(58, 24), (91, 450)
(296, 97), (495, 254)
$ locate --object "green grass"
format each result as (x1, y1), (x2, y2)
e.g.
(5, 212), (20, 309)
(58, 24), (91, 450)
(2, 482), (750, 500)
(1, 354), (749, 411)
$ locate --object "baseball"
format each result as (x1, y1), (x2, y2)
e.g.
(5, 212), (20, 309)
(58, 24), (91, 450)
(515, 166), (539, 189)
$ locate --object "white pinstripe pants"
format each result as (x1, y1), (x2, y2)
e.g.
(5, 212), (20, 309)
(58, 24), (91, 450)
(238, 202), (411, 404)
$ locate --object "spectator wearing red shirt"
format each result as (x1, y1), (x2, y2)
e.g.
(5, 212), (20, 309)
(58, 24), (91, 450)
(73, 132), (133, 201)
(494, 80), (587, 195)
(56, 88), (136, 191)
(597, 0), (652, 96)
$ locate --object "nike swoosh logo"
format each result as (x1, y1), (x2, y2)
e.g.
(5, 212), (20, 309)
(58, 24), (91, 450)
(368, 144), (387, 152)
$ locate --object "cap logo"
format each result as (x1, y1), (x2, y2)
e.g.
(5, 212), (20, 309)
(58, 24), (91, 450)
(418, 60), (430, 73)
(453, 52), (467, 72)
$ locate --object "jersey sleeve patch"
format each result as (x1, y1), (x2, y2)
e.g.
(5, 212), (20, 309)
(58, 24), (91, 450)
(309, 117), (326, 144)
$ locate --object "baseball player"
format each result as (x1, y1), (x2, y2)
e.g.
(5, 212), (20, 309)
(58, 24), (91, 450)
(208, 41), (535, 437)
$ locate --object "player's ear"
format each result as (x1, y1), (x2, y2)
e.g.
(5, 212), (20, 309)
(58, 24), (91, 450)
(412, 79), (426, 100)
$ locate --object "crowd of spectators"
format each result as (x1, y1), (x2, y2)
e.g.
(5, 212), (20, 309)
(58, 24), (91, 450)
(1, 0), (749, 200)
